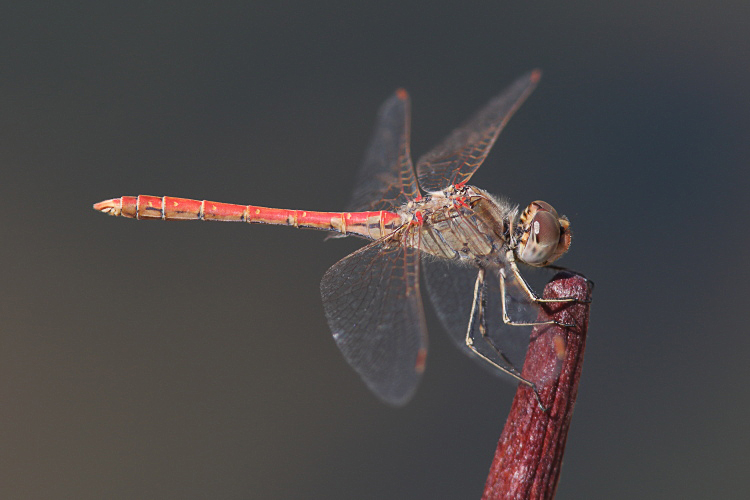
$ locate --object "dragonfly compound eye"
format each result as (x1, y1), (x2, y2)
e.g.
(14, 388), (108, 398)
(518, 201), (571, 266)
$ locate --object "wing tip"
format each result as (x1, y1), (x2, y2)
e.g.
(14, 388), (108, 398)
(395, 88), (409, 101)
(415, 347), (427, 374)
(530, 69), (543, 83)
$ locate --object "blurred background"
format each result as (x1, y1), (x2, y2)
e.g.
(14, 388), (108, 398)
(2, 1), (748, 498)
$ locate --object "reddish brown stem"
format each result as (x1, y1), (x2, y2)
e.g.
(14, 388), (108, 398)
(482, 273), (593, 500)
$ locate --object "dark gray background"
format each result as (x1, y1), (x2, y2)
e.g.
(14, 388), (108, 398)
(2, 1), (748, 498)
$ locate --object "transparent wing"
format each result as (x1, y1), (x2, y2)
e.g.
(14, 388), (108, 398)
(422, 257), (481, 355)
(320, 227), (427, 405)
(423, 258), (561, 386)
(346, 89), (420, 212)
(416, 70), (541, 192)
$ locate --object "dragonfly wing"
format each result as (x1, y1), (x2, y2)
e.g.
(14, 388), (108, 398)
(421, 257), (477, 352)
(346, 89), (419, 213)
(416, 70), (541, 192)
(320, 227), (427, 405)
(423, 259), (544, 381)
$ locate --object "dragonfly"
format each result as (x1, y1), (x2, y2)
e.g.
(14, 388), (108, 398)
(94, 70), (579, 407)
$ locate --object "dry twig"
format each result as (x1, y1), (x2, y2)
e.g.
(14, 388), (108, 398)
(482, 273), (593, 500)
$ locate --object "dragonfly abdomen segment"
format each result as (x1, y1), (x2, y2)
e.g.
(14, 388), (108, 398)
(93, 195), (402, 239)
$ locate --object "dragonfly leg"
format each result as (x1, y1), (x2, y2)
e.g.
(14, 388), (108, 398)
(499, 270), (574, 328)
(501, 255), (580, 328)
(506, 251), (589, 305)
(540, 264), (594, 303)
(464, 267), (548, 411)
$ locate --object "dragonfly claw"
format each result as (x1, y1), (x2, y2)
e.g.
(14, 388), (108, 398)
(530, 384), (550, 412)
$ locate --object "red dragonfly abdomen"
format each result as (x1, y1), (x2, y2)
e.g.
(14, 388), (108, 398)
(93, 195), (402, 240)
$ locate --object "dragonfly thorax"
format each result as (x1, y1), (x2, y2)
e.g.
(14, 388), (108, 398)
(407, 185), (517, 266)
(404, 185), (570, 269)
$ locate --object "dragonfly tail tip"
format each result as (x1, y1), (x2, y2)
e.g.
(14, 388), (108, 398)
(93, 198), (122, 216)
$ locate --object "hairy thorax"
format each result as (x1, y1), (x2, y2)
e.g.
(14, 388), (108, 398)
(397, 185), (518, 267)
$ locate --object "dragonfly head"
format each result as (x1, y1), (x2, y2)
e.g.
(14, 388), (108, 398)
(515, 200), (571, 267)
